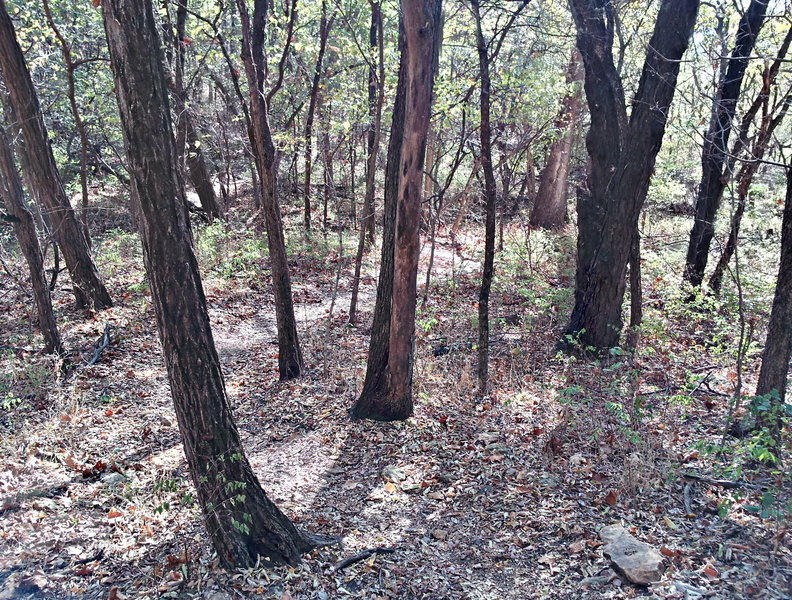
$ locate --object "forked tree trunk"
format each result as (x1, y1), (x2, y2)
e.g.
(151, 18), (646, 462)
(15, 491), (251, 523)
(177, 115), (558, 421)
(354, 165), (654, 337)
(102, 0), (328, 568)
(683, 0), (768, 288)
(529, 49), (583, 230)
(0, 124), (62, 355)
(0, 0), (111, 310)
(237, 0), (303, 380)
(561, 0), (699, 354)
(351, 0), (443, 421)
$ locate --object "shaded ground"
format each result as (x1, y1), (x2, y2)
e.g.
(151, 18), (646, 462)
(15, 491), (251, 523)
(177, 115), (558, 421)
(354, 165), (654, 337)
(0, 209), (789, 599)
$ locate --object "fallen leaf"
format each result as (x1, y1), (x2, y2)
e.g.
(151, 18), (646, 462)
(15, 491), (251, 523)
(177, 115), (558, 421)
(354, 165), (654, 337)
(604, 490), (618, 506)
(703, 564), (719, 579)
(107, 510), (123, 519)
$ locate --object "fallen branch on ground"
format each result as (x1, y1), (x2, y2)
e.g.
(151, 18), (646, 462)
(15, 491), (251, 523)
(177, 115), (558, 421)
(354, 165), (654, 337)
(333, 547), (398, 571)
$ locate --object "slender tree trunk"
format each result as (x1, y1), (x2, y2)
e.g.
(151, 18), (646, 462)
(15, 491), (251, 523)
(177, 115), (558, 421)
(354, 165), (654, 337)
(529, 49), (583, 229)
(0, 0), (111, 310)
(756, 165), (792, 410)
(102, 0), (329, 569)
(561, 0), (699, 354)
(351, 0), (443, 421)
(451, 157), (481, 233)
(683, 0), (768, 288)
(171, 0), (220, 221)
(237, 0), (303, 380)
(41, 0), (92, 243)
(472, 0), (498, 396)
(626, 227), (642, 351)
(0, 124), (62, 354)
(518, 148), (536, 199)
(303, 0), (332, 232)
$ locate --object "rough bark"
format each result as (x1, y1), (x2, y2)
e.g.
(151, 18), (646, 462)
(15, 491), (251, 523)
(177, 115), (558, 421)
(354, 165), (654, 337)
(0, 124), (62, 355)
(102, 0), (327, 568)
(529, 49), (583, 229)
(362, 0), (385, 247)
(472, 0), (497, 396)
(237, 0), (303, 380)
(561, 0), (699, 353)
(755, 166), (792, 406)
(351, 0), (442, 421)
(0, 0), (111, 310)
(683, 0), (769, 288)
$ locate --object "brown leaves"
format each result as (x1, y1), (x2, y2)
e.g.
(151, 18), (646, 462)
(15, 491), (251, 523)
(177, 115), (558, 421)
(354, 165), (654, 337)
(603, 490), (619, 506)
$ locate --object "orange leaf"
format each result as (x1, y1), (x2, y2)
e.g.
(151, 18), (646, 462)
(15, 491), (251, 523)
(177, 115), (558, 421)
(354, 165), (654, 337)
(660, 546), (676, 557)
(703, 564), (719, 579)
(604, 490), (618, 506)
(107, 510), (123, 519)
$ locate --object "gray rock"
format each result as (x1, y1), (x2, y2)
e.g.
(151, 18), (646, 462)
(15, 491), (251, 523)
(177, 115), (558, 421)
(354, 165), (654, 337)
(101, 473), (127, 487)
(381, 465), (407, 483)
(599, 524), (665, 585)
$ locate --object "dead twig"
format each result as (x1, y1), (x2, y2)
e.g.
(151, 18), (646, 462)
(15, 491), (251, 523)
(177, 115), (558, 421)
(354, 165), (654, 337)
(333, 547), (398, 571)
(87, 324), (114, 366)
(682, 471), (768, 491)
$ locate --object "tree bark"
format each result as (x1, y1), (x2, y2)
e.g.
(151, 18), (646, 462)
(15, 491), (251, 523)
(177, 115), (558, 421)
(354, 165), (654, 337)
(472, 0), (498, 397)
(303, 0), (332, 232)
(529, 49), (583, 230)
(0, 124), (62, 355)
(102, 0), (327, 568)
(0, 0), (111, 310)
(351, 0), (443, 421)
(683, 0), (769, 288)
(755, 165), (792, 407)
(561, 0), (699, 354)
(237, 0), (303, 380)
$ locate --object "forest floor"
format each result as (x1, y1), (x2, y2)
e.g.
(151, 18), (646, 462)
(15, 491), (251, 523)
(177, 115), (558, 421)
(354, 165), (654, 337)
(0, 195), (789, 600)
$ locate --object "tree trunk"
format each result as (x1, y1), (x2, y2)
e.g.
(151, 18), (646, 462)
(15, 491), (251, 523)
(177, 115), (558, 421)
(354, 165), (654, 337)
(172, 0), (220, 221)
(0, 0), (111, 310)
(756, 165), (792, 409)
(529, 49), (583, 230)
(303, 0), (332, 232)
(683, 0), (768, 288)
(0, 124), (62, 355)
(472, 0), (497, 396)
(237, 0), (303, 380)
(561, 0), (699, 354)
(102, 0), (328, 569)
(351, 0), (442, 421)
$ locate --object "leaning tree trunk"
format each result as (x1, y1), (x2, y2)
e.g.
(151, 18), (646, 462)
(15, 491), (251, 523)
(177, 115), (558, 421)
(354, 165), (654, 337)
(351, 0), (443, 421)
(102, 0), (328, 569)
(683, 0), (768, 288)
(237, 0), (303, 380)
(0, 0), (111, 310)
(529, 49), (583, 230)
(0, 124), (62, 355)
(755, 165), (792, 409)
(561, 0), (699, 354)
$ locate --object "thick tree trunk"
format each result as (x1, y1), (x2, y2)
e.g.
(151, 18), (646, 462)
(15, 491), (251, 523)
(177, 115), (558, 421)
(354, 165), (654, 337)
(351, 0), (442, 421)
(237, 0), (303, 380)
(0, 125), (62, 355)
(529, 49), (583, 230)
(0, 0), (111, 310)
(755, 166), (792, 407)
(561, 0), (699, 354)
(472, 0), (497, 396)
(683, 0), (768, 288)
(102, 0), (327, 569)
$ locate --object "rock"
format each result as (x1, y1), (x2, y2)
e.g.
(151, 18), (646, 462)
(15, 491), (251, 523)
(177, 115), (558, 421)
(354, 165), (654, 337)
(599, 525), (665, 585)
(381, 465), (407, 483)
(101, 473), (127, 487)
(578, 575), (610, 589)
(32, 497), (58, 511)
(432, 529), (448, 540)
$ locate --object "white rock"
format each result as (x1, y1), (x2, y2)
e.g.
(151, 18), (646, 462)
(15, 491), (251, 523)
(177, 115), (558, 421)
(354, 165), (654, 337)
(600, 524), (665, 585)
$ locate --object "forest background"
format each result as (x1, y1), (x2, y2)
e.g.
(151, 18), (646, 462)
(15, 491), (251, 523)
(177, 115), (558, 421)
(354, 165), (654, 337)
(0, 0), (790, 598)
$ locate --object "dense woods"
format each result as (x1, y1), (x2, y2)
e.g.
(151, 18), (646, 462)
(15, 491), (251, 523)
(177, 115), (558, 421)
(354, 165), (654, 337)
(0, 0), (790, 598)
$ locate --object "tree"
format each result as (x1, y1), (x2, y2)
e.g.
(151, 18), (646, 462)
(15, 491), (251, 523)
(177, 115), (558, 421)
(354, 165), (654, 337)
(169, 0), (221, 221)
(0, 0), (112, 310)
(529, 48), (583, 230)
(350, 0), (443, 421)
(237, 0), (303, 380)
(0, 123), (62, 355)
(560, 0), (699, 353)
(756, 165), (792, 408)
(683, 0), (769, 289)
(101, 0), (329, 568)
